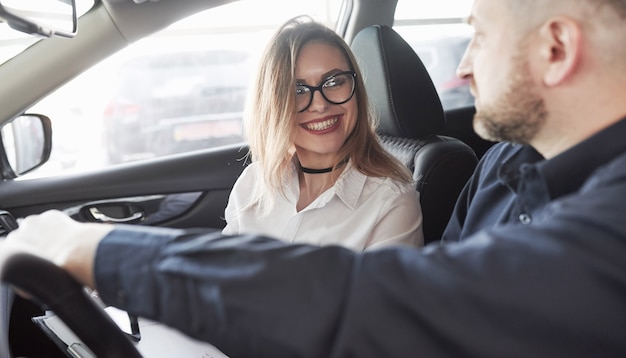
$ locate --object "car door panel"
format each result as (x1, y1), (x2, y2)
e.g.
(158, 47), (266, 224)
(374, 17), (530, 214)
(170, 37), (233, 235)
(0, 144), (249, 230)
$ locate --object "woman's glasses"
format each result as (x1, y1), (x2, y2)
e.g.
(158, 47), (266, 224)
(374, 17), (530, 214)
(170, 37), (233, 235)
(296, 71), (357, 112)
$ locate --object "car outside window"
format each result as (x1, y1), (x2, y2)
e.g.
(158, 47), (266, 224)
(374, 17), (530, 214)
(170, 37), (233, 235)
(21, 0), (473, 178)
(393, 0), (474, 110)
(23, 0), (341, 177)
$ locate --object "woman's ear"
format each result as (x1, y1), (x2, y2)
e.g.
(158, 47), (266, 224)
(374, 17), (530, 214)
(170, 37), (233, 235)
(539, 16), (583, 87)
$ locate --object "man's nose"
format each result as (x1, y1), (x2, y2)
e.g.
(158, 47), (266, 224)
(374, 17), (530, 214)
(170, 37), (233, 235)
(456, 45), (472, 80)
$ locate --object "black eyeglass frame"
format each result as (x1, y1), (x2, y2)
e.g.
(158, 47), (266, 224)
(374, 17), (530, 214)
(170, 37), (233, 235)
(296, 70), (357, 113)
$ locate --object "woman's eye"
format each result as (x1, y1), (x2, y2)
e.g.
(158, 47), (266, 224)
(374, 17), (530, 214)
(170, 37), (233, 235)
(295, 85), (309, 95)
(324, 77), (339, 88)
(324, 75), (347, 88)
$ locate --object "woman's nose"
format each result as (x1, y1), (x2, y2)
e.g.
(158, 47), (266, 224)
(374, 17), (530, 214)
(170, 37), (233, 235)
(306, 89), (329, 112)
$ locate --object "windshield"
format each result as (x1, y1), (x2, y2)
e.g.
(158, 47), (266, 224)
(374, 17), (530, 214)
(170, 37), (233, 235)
(0, 0), (95, 65)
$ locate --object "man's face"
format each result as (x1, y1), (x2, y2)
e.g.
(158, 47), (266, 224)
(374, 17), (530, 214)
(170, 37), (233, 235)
(457, 0), (547, 144)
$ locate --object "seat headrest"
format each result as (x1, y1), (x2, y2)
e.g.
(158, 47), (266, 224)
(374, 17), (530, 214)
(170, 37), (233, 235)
(351, 25), (445, 138)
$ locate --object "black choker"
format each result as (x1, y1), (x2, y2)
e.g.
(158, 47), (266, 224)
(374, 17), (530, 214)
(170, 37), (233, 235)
(299, 158), (348, 174)
(300, 165), (335, 174)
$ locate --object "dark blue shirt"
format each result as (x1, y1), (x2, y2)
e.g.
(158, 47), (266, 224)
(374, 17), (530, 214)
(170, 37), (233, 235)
(444, 117), (626, 242)
(95, 118), (626, 357)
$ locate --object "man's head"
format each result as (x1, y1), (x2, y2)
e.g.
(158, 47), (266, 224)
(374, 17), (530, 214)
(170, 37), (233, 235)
(458, 0), (626, 158)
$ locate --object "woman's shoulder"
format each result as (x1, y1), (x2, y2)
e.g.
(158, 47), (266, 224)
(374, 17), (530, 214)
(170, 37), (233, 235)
(232, 162), (260, 186)
(362, 173), (416, 197)
(383, 176), (416, 194)
(234, 161), (298, 188)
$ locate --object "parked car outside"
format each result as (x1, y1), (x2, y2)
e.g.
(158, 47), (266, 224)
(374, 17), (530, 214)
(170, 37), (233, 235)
(102, 48), (253, 164)
(103, 31), (472, 165)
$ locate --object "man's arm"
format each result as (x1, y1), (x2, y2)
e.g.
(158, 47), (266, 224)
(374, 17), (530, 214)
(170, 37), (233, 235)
(95, 178), (626, 358)
(6, 164), (626, 358)
(95, 228), (358, 358)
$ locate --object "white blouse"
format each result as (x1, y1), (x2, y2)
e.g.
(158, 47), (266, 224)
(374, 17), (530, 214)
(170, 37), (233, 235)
(222, 161), (424, 251)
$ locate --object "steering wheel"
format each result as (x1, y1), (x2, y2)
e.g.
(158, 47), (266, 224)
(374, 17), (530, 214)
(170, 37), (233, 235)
(0, 252), (142, 357)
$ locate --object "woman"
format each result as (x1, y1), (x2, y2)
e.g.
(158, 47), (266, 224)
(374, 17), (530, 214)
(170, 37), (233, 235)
(222, 16), (423, 250)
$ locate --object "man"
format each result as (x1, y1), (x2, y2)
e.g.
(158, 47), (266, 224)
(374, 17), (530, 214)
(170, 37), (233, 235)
(4, 0), (626, 356)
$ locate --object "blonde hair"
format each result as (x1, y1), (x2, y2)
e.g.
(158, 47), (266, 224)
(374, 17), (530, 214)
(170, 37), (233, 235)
(243, 16), (412, 213)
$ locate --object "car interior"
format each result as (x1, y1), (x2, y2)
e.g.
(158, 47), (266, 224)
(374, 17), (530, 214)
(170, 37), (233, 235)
(0, 0), (495, 357)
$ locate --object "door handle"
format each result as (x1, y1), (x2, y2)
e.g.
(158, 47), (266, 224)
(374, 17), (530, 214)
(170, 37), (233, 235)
(88, 207), (144, 224)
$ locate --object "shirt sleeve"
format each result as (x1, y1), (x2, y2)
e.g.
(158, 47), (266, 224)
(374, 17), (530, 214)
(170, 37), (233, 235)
(221, 164), (257, 235)
(221, 201), (238, 235)
(365, 184), (424, 250)
(95, 227), (358, 357)
(94, 163), (626, 358)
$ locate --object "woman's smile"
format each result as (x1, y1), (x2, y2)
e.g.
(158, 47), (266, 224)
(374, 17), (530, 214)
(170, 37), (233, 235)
(300, 114), (342, 134)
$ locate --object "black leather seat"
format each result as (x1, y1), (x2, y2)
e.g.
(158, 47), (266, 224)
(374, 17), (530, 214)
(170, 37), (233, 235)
(351, 25), (478, 245)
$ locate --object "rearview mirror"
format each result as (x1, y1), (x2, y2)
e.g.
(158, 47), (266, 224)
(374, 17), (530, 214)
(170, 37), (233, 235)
(0, 0), (77, 38)
(0, 114), (52, 178)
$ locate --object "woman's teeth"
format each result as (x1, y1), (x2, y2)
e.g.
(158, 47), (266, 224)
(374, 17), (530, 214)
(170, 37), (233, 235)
(306, 117), (338, 131)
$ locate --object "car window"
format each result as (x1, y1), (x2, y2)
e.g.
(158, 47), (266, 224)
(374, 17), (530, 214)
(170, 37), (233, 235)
(393, 0), (474, 111)
(24, 0), (342, 177)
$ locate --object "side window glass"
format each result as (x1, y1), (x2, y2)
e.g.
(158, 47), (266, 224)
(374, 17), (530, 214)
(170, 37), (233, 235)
(26, 0), (341, 177)
(393, 0), (474, 111)
(102, 46), (253, 164)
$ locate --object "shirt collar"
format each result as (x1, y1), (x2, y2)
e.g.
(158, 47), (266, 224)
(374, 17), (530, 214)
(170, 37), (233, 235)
(538, 117), (626, 199)
(499, 116), (626, 200)
(287, 158), (367, 210)
(497, 144), (543, 192)
(332, 161), (367, 209)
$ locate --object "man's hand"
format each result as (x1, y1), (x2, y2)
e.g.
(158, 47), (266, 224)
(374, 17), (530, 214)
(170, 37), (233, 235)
(5, 210), (114, 288)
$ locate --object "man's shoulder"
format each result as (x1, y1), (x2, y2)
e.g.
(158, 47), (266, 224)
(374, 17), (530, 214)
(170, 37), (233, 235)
(475, 142), (524, 171)
(586, 150), (626, 188)
(481, 141), (521, 160)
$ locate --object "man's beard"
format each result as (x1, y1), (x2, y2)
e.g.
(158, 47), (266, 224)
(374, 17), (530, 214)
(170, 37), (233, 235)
(473, 54), (547, 145)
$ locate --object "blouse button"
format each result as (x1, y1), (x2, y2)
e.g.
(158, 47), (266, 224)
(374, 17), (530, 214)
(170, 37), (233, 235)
(519, 213), (532, 225)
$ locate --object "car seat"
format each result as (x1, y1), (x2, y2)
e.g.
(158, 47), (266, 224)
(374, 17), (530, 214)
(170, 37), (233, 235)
(351, 25), (478, 245)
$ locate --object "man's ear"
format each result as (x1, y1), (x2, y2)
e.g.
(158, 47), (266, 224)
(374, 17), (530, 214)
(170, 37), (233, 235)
(538, 16), (582, 87)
